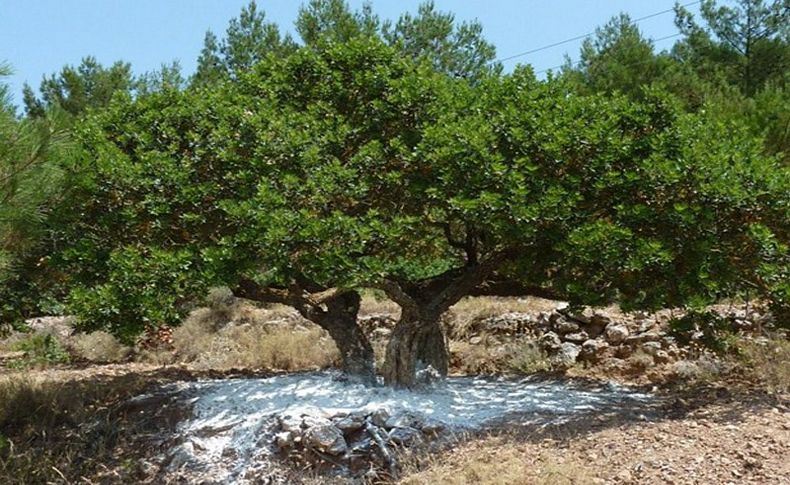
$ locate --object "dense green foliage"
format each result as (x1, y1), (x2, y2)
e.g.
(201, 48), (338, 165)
(0, 66), (76, 322)
(2, 0), (789, 348)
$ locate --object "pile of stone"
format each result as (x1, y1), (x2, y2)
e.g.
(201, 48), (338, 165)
(274, 408), (445, 477)
(536, 309), (680, 368)
(449, 312), (540, 341)
(25, 315), (75, 338)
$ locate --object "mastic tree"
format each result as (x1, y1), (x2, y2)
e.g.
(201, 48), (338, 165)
(372, 70), (789, 385)
(62, 37), (447, 379)
(63, 33), (789, 387)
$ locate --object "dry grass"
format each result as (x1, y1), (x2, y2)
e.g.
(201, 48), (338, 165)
(450, 338), (554, 376)
(69, 331), (131, 363)
(446, 296), (561, 339)
(0, 372), (151, 484)
(509, 340), (552, 374)
(400, 436), (596, 485)
(450, 340), (513, 375)
(625, 349), (655, 372)
(164, 301), (340, 371)
(359, 291), (401, 318)
(736, 337), (790, 393)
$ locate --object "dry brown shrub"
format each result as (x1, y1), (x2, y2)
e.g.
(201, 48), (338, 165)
(450, 338), (553, 376)
(164, 301), (339, 371)
(626, 349), (654, 372)
(450, 340), (514, 375)
(509, 340), (552, 374)
(70, 331), (130, 363)
(737, 337), (790, 393)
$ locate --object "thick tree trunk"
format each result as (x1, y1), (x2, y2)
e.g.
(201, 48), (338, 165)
(316, 292), (376, 383)
(381, 311), (447, 388)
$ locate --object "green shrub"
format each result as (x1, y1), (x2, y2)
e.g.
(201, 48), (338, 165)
(8, 334), (70, 368)
(669, 310), (740, 354)
(67, 247), (205, 343)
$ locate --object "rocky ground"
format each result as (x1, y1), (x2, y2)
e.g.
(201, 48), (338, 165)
(1, 297), (788, 484)
(403, 389), (790, 484)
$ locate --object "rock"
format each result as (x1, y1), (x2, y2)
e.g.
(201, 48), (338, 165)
(586, 314), (611, 338)
(581, 339), (609, 360)
(25, 316), (75, 338)
(168, 441), (195, 469)
(304, 424), (347, 455)
(563, 331), (589, 343)
(554, 317), (581, 334)
(385, 412), (423, 430)
(419, 418), (445, 435)
(479, 312), (535, 336)
(415, 365), (442, 385)
(358, 314), (397, 331)
(633, 310), (650, 321)
(605, 324), (630, 344)
(654, 350), (671, 364)
(469, 336), (483, 345)
(536, 312), (552, 328)
(370, 409), (390, 428)
(334, 413), (366, 434)
(660, 335), (676, 347)
(562, 307), (593, 324)
(539, 331), (562, 351)
(274, 431), (294, 448)
(640, 341), (662, 356)
(279, 414), (304, 434)
(550, 342), (581, 367)
(300, 414), (332, 430)
(371, 327), (392, 340)
(388, 426), (421, 445)
(625, 331), (661, 345)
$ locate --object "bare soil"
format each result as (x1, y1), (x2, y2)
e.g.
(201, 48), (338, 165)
(403, 385), (789, 484)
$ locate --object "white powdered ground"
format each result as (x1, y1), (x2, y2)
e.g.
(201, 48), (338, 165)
(162, 371), (650, 481)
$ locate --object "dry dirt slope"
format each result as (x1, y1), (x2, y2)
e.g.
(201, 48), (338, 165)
(401, 387), (790, 485)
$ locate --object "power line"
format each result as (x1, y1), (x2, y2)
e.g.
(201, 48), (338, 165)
(533, 32), (684, 75)
(495, 0), (701, 64)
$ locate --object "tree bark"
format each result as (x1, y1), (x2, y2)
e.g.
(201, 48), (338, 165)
(378, 250), (512, 388)
(315, 292), (376, 383)
(381, 312), (447, 388)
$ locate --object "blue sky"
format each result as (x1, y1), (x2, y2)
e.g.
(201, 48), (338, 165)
(1, 1), (702, 108)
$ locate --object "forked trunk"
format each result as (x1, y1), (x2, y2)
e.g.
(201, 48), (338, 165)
(382, 312), (448, 388)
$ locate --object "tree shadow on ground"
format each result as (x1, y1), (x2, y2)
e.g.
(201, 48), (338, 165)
(474, 377), (786, 448)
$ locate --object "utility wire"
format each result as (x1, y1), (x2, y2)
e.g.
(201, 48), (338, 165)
(495, 0), (701, 63)
(533, 32), (684, 75)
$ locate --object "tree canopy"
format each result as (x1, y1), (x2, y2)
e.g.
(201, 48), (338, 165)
(2, 0), (789, 386)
